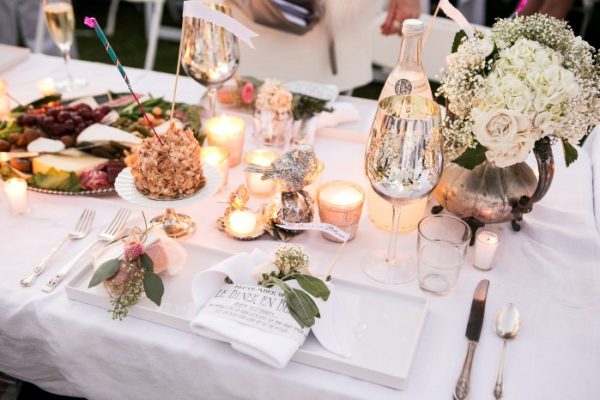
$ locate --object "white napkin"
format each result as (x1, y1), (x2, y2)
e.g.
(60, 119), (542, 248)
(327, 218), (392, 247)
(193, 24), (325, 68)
(93, 228), (186, 276)
(586, 126), (600, 232)
(190, 249), (350, 368)
(316, 102), (360, 129)
(292, 102), (360, 145)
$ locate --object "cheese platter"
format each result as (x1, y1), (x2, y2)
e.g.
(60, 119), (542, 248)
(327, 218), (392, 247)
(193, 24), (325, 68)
(0, 93), (204, 195)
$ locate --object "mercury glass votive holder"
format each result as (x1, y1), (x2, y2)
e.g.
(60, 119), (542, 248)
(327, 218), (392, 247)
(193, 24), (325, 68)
(317, 180), (365, 242)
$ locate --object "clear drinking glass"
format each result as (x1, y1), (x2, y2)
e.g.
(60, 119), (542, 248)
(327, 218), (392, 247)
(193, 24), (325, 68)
(43, 0), (87, 92)
(417, 215), (471, 294)
(363, 95), (443, 284)
(181, 2), (240, 117)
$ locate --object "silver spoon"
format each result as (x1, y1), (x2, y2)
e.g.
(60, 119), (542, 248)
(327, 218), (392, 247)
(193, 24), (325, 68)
(493, 303), (521, 399)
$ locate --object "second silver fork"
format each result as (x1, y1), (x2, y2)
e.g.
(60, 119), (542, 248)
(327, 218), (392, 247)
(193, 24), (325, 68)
(20, 208), (95, 287)
(41, 208), (131, 293)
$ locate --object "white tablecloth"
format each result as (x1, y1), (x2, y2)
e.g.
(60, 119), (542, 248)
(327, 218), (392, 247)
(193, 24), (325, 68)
(1, 53), (599, 400)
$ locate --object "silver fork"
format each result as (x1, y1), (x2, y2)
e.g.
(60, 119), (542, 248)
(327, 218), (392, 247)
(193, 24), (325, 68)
(41, 208), (131, 293)
(20, 209), (95, 287)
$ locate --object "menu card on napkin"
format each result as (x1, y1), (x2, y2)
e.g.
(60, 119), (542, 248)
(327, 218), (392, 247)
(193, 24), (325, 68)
(190, 249), (350, 368)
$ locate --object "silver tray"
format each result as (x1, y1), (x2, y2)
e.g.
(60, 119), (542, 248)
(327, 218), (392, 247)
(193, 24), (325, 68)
(27, 186), (116, 196)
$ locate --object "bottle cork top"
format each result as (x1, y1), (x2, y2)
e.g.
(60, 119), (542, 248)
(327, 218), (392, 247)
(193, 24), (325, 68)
(402, 19), (424, 35)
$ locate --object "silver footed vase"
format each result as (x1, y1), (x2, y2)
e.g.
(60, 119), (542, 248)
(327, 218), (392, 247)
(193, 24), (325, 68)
(433, 137), (555, 234)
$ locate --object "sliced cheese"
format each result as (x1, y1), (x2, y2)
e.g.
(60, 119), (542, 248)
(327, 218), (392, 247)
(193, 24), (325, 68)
(27, 138), (66, 153)
(32, 150), (107, 176)
(77, 123), (142, 146)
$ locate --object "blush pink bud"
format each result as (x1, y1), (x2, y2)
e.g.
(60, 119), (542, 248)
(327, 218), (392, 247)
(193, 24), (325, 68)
(241, 82), (255, 105)
(124, 240), (145, 261)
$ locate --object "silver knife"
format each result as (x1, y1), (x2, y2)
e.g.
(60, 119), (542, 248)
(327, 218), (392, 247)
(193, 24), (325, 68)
(453, 279), (490, 400)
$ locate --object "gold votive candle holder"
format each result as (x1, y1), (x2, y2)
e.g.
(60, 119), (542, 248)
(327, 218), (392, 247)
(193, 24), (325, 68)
(201, 146), (229, 189)
(3, 178), (30, 215)
(317, 180), (365, 242)
(204, 115), (246, 167)
(244, 149), (279, 197)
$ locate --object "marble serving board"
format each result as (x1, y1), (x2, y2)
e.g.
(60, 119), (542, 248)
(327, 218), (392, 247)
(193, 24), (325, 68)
(65, 243), (428, 390)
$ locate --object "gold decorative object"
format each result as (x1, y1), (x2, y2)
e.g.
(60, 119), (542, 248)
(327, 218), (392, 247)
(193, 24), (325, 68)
(217, 185), (267, 240)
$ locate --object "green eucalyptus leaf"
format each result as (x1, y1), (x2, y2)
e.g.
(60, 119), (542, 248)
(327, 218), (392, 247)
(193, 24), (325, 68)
(140, 253), (154, 272)
(296, 275), (330, 301)
(284, 286), (319, 328)
(88, 259), (120, 288)
(562, 139), (578, 167)
(451, 30), (467, 53)
(143, 271), (164, 306)
(452, 143), (487, 170)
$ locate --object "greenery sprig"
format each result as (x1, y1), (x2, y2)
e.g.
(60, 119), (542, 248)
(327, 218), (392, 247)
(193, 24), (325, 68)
(254, 246), (330, 328)
(88, 214), (164, 320)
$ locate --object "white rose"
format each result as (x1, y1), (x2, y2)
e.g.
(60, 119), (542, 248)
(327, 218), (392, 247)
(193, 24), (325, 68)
(530, 111), (556, 139)
(485, 133), (535, 168)
(472, 108), (529, 150)
(252, 261), (280, 283)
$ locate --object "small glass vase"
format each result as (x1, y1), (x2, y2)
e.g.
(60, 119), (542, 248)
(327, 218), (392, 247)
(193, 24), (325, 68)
(291, 116), (318, 147)
(253, 108), (293, 151)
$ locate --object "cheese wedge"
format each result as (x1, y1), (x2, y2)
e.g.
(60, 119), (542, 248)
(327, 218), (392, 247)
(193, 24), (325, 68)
(32, 150), (107, 176)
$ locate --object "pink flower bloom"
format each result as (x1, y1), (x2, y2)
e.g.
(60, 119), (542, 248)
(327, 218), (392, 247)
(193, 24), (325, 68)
(241, 82), (255, 105)
(124, 239), (145, 261)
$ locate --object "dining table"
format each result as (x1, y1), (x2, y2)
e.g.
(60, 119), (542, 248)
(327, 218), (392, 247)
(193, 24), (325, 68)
(1, 51), (599, 400)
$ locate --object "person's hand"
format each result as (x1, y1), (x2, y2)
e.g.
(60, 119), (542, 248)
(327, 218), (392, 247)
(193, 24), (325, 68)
(381, 0), (421, 35)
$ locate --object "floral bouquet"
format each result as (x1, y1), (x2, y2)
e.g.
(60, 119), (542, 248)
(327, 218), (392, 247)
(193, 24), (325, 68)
(438, 14), (600, 169)
(218, 77), (332, 121)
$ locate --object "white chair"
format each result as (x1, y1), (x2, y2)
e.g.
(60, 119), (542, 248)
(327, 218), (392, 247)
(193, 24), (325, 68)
(227, 0), (384, 92)
(371, 13), (490, 81)
(104, 0), (166, 70)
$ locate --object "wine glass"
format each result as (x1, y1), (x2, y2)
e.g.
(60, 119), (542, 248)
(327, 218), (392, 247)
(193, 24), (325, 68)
(363, 95), (443, 284)
(181, 2), (240, 117)
(43, 0), (87, 92)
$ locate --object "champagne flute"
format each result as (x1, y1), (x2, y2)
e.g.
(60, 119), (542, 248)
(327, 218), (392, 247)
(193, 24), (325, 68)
(363, 95), (443, 284)
(43, 0), (86, 93)
(181, 2), (240, 117)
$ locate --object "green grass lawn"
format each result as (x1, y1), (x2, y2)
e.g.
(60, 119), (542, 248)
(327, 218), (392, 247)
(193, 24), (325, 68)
(69, 0), (600, 101)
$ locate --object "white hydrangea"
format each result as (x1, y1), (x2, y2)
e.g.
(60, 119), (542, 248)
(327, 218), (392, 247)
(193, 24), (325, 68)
(437, 15), (599, 167)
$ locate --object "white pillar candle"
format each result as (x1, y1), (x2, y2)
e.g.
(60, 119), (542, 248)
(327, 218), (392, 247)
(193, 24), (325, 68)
(474, 230), (500, 270)
(244, 149), (279, 197)
(204, 115), (246, 167)
(228, 210), (257, 236)
(36, 78), (57, 96)
(201, 146), (229, 188)
(3, 178), (30, 215)
(0, 80), (10, 120)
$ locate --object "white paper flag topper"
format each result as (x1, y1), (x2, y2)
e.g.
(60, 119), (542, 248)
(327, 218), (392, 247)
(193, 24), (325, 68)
(439, 0), (474, 38)
(183, 1), (259, 48)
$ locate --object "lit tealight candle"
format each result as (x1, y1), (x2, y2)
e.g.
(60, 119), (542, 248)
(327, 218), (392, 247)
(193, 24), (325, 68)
(244, 149), (279, 197)
(201, 146), (229, 188)
(317, 181), (365, 242)
(0, 80), (9, 120)
(204, 115), (246, 167)
(3, 178), (30, 215)
(37, 78), (57, 96)
(366, 185), (428, 232)
(228, 210), (257, 236)
(474, 230), (500, 270)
